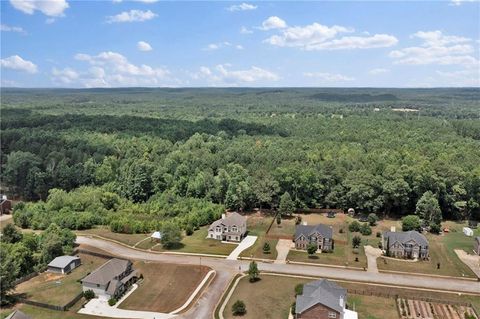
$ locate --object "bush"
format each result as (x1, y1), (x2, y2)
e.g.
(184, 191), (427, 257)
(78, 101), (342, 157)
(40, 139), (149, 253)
(429, 222), (441, 234)
(185, 224), (194, 236)
(352, 235), (361, 248)
(263, 242), (271, 254)
(349, 220), (361, 232)
(108, 298), (117, 306)
(83, 290), (95, 300)
(339, 228), (344, 233)
(368, 213), (378, 226)
(307, 243), (317, 256)
(232, 300), (246, 316)
(359, 223), (372, 236)
(402, 215), (421, 231)
(376, 231), (381, 238)
(294, 284), (303, 296)
(291, 302), (296, 315)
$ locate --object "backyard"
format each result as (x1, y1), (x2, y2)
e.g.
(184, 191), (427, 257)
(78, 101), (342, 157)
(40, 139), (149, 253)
(118, 261), (211, 313)
(14, 253), (108, 306)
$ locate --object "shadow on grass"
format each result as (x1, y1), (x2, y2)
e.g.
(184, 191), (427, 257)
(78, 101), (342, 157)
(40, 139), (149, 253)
(308, 255), (319, 259)
(163, 242), (185, 250)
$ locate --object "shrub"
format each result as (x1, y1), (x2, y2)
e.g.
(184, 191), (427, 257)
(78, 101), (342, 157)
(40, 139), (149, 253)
(248, 261), (259, 282)
(368, 213), (378, 226)
(339, 228), (344, 233)
(352, 235), (361, 248)
(108, 298), (117, 306)
(232, 300), (246, 316)
(185, 224), (194, 236)
(83, 290), (95, 300)
(294, 284), (304, 296)
(307, 243), (317, 256)
(359, 223), (372, 236)
(349, 220), (361, 232)
(429, 222), (441, 234)
(291, 302), (296, 315)
(263, 242), (271, 254)
(376, 231), (381, 238)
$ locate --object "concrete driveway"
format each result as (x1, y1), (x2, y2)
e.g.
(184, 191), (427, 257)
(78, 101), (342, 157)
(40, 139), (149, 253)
(364, 245), (382, 273)
(455, 249), (480, 277)
(275, 239), (292, 264)
(226, 235), (257, 260)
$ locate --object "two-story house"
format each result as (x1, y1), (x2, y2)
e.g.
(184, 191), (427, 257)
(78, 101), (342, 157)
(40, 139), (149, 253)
(81, 258), (138, 300)
(295, 279), (358, 319)
(294, 224), (333, 252)
(382, 230), (429, 260)
(208, 212), (247, 242)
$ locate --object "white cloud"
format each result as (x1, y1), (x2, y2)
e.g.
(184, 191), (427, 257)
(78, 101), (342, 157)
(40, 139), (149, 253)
(45, 18), (56, 24)
(260, 16), (287, 30)
(240, 26), (253, 34)
(0, 24), (26, 34)
(227, 3), (257, 11)
(450, 0), (478, 6)
(70, 51), (173, 87)
(137, 41), (153, 51)
(10, 0), (68, 17)
(369, 68), (389, 75)
(51, 67), (79, 84)
(435, 69), (480, 86)
(264, 19), (397, 50)
(1, 55), (38, 73)
(192, 64), (279, 85)
(106, 10), (157, 23)
(389, 30), (478, 66)
(203, 42), (243, 51)
(303, 72), (354, 82)
(114, 0), (159, 2)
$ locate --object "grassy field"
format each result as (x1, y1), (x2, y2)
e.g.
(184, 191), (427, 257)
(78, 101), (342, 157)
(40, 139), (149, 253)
(240, 213), (276, 259)
(378, 221), (479, 278)
(0, 302), (112, 319)
(76, 226), (149, 246)
(14, 254), (108, 306)
(119, 262), (210, 313)
(0, 215), (14, 231)
(222, 275), (399, 319)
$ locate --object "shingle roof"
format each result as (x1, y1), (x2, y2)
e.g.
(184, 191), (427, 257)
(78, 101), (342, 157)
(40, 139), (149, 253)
(295, 224), (333, 240)
(383, 231), (428, 247)
(48, 255), (80, 269)
(209, 212), (246, 229)
(296, 279), (346, 314)
(81, 258), (131, 286)
(5, 310), (31, 319)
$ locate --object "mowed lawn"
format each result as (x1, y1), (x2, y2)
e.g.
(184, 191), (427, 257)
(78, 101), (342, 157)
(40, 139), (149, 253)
(118, 262), (210, 313)
(240, 213), (276, 259)
(14, 254), (108, 306)
(378, 221), (479, 278)
(223, 275), (399, 319)
(76, 226), (149, 247)
(0, 301), (111, 319)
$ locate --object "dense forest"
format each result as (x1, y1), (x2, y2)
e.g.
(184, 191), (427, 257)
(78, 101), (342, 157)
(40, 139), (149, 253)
(1, 88), (480, 234)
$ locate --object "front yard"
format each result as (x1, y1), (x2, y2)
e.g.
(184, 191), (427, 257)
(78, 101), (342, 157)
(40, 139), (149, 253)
(14, 253), (108, 306)
(118, 261), (211, 313)
(239, 213), (276, 259)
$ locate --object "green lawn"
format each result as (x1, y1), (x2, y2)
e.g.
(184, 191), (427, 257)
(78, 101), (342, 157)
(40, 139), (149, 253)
(0, 302), (111, 319)
(239, 214), (276, 259)
(378, 221), (479, 278)
(14, 253), (108, 306)
(76, 226), (149, 246)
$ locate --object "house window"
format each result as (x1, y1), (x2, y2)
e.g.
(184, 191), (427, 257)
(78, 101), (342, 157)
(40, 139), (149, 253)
(328, 312), (337, 318)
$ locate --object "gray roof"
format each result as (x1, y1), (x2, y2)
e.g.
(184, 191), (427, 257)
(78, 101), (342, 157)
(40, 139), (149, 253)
(295, 224), (333, 240)
(5, 310), (31, 319)
(82, 258), (131, 286)
(476, 236), (480, 242)
(209, 212), (246, 229)
(296, 279), (346, 314)
(383, 231), (428, 247)
(48, 255), (80, 269)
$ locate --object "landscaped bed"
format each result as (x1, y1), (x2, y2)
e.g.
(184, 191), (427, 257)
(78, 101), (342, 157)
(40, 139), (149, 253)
(14, 253), (108, 306)
(118, 261), (211, 313)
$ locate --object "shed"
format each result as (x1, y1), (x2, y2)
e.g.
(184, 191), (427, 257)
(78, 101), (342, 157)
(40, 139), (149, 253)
(151, 231), (162, 241)
(47, 255), (81, 274)
(463, 227), (474, 237)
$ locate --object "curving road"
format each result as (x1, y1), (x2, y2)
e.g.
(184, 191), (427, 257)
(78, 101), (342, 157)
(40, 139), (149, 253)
(76, 236), (480, 319)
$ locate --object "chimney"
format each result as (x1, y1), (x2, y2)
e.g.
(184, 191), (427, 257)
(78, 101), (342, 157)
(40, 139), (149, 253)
(391, 226), (396, 232)
(222, 213), (226, 220)
(339, 296), (344, 308)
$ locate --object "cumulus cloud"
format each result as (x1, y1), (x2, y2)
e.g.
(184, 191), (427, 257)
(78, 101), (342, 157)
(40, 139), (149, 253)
(260, 16), (287, 30)
(1, 55), (38, 73)
(450, 0), (478, 5)
(203, 42), (244, 51)
(65, 51), (174, 87)
(303, 72), (354, 82)
(51, 67), (79, 84)
(389, 30), (478, 66)
(106, 10), (157, 23)
(227, 3), (257, 11)
(10, 0), (69, 17)
(137, 41), (153, 51)
(369, 68), (390, 75)
(191, 64), (279, 85)
(263, 19), (397, 50)
(1, 24), (26, 34)
(240, 26), (253, 34)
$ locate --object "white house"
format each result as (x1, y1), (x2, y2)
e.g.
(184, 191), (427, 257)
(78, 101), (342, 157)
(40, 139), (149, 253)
(208, 212), (247, 242)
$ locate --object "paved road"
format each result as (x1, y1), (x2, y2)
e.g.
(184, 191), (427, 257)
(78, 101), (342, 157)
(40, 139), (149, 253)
(76, 236), (480, 319)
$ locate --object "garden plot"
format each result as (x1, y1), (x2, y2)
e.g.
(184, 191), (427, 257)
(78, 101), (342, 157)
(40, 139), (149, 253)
(397, 298), (478, 319)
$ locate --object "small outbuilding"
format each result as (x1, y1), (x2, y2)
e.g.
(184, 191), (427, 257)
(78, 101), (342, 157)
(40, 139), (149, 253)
(47, 255), (81, 274)
(151, 231), (162, 242)
(463, 227), (474, 237)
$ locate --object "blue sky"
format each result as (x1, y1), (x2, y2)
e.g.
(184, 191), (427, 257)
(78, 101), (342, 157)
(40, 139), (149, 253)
(1, 0), (479, 87)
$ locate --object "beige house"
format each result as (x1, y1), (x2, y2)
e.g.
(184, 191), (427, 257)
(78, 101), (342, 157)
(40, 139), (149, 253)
(382, 231), (429, 260)
(208, 212), (246, 242)
(294, 224), (333, 252)
(81, 258), (138, 300)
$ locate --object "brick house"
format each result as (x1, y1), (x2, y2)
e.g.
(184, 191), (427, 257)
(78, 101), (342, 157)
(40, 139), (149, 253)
(0, 194), (12, 215)
(382, 230), (429, 260)
(294, 224), (333, 252)
(295, 279), (358, 319)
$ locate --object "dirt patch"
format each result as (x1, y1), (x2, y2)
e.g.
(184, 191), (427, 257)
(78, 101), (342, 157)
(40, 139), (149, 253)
(118, 262), (210, 313)
(397, 298), (477, 319)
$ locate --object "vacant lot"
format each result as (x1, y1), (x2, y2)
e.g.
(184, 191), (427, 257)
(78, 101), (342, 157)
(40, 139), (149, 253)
(76, 226), (149, 247)
(118, 261), (210, 313)
(239, 213), (276, 259)
(222, 275), (399, 319)
(15, 253), (107, 306)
